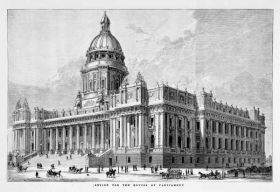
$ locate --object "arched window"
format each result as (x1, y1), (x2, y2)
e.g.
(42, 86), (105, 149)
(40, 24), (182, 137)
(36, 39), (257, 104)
(150, 135), (155, 148)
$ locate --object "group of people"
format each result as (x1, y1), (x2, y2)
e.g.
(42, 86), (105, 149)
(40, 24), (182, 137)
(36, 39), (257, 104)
(151, 165), (161, 173)
(185, 168), (193, 175)
(120, 165), (129, 173)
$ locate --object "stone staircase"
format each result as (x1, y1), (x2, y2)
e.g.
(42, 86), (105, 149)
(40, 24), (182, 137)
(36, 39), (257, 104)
(22, 153), (88, 168)
(88, 148), (114, 168)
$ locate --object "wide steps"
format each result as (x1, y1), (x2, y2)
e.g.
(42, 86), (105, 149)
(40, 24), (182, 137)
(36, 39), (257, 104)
(22, 154), (88, 168)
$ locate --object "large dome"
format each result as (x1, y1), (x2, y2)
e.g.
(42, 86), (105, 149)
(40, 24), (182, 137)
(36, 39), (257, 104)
(87, 12), (123, 55)
(88, 32), (123, 54)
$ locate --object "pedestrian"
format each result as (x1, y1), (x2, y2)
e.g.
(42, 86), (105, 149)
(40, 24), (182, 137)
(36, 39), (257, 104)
(101, 165), (103, 171)
(143, 164), (146, 170)
(35, 171), (39, 178)
(118, 165), (119, 173)
(243, 170), (245, 178)
(66, 156), (68, 160)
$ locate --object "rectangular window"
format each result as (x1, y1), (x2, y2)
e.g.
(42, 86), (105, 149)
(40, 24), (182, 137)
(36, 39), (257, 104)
(66, 129), (68, 137)
(179, 119), (182, 129)
(196, 122), (200, 131)
(190, 157), (193, 163)
(212, 137), (215, 149)
(151, 117), (154, 126)
(116, 156), (118, 162)
(187, 121), (190, 129)
(59, 130), (62, 137)
(172, 157), (175, 163)
(128, 157), (131, 163)
(149, 156), (152, 163)
(182, 157), (184, 163)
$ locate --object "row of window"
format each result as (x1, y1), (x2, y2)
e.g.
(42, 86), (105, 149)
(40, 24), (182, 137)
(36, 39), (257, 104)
(206, 137), (260, 152)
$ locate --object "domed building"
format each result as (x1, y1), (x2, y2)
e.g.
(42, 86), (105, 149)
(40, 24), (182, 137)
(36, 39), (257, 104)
(12, 12), (266, 168)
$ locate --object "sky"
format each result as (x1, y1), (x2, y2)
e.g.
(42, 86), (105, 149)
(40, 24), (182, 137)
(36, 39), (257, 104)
(8, 10), (273, 155)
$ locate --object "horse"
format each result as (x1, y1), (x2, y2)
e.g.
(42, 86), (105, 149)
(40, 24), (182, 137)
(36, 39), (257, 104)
(106, 169), (116, 177)
(198, 172), (208, 179)
(46, 169), (62, 177)
(160, 172), (170, 179)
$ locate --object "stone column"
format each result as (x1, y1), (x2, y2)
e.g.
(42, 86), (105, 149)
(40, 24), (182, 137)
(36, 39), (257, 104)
(123, 116), (127, 147)
(84, 124), (87, 151)
(135, 114), (139, 146)
(159, 112), (164, 147)
(69, 126), (73, 153)
(62, 126), (66, 152)
(23, 129), (26, 154)
(166, 114), (169, 147)
(110, 119), (113, 148)
(155, 113), (159, 147)
(112, 118), (116, 148)
(49, 128), (53, 152)
(175, 115), (178, 148)
(92, 123), (96, 150)
(76, 125), (80, 152)
(127, 116), (131, 147)
(55, 128), (59, 153)
(101, 122), (105, 150)
(200, 117), (206, 149)
(138, 114), (142, 147)
(120, 116), (124, 147)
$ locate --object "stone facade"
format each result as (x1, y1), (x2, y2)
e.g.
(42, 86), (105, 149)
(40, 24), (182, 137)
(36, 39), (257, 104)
(12, 12), (266, 168)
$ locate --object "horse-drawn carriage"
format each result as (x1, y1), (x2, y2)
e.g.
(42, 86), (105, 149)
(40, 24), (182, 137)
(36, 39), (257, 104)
(37, 163), (43, 169)
(17, 165), (28, 173)
(68, 166), (83, 174)
(198, 170), (222, 180)
(106, 169), (116, 178)
(160, 169), (183, 179)
(46, 169), (61, 177)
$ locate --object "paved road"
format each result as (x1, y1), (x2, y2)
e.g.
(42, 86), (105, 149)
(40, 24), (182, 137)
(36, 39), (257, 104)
(7, 167), (272, 182)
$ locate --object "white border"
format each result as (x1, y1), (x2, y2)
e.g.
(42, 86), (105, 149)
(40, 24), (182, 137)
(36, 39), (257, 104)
(1, 0), (280, 192)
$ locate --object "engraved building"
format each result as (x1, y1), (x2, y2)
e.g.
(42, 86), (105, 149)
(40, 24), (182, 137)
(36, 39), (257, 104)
(12, 13), (266, 168)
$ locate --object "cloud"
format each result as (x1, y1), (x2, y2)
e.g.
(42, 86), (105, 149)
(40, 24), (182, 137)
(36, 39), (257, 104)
(126, 24), (148, 34)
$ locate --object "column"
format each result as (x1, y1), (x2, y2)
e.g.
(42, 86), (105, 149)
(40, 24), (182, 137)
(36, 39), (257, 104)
(200, 117), (206, 149)
(135, 114), (139, 146)
(101, 122), (105, 150)
(92, 123), (96, 150)
(123, 116), (127, 147)
(127, 116), (131, 147)
(55, 128), (59, 152)
(112, 119), (116, 147)
(159, 112), (164, 147)
(120, 116), (123, 147)
(175, 116), (178, 148)
(43, 129), (47, 153)
(23, 129), (26, 153)
(76, 125), (80, 151)
(84, 124), (87, 150)
(155, 113), (159, 147)
(166, 114), (170, 147)
(69, 126), (73, 152)
(138, 114), (143, 147)
(62, 126), (66, 152)
(109, 119), (112, 148)
(49, 128), (53, 152)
